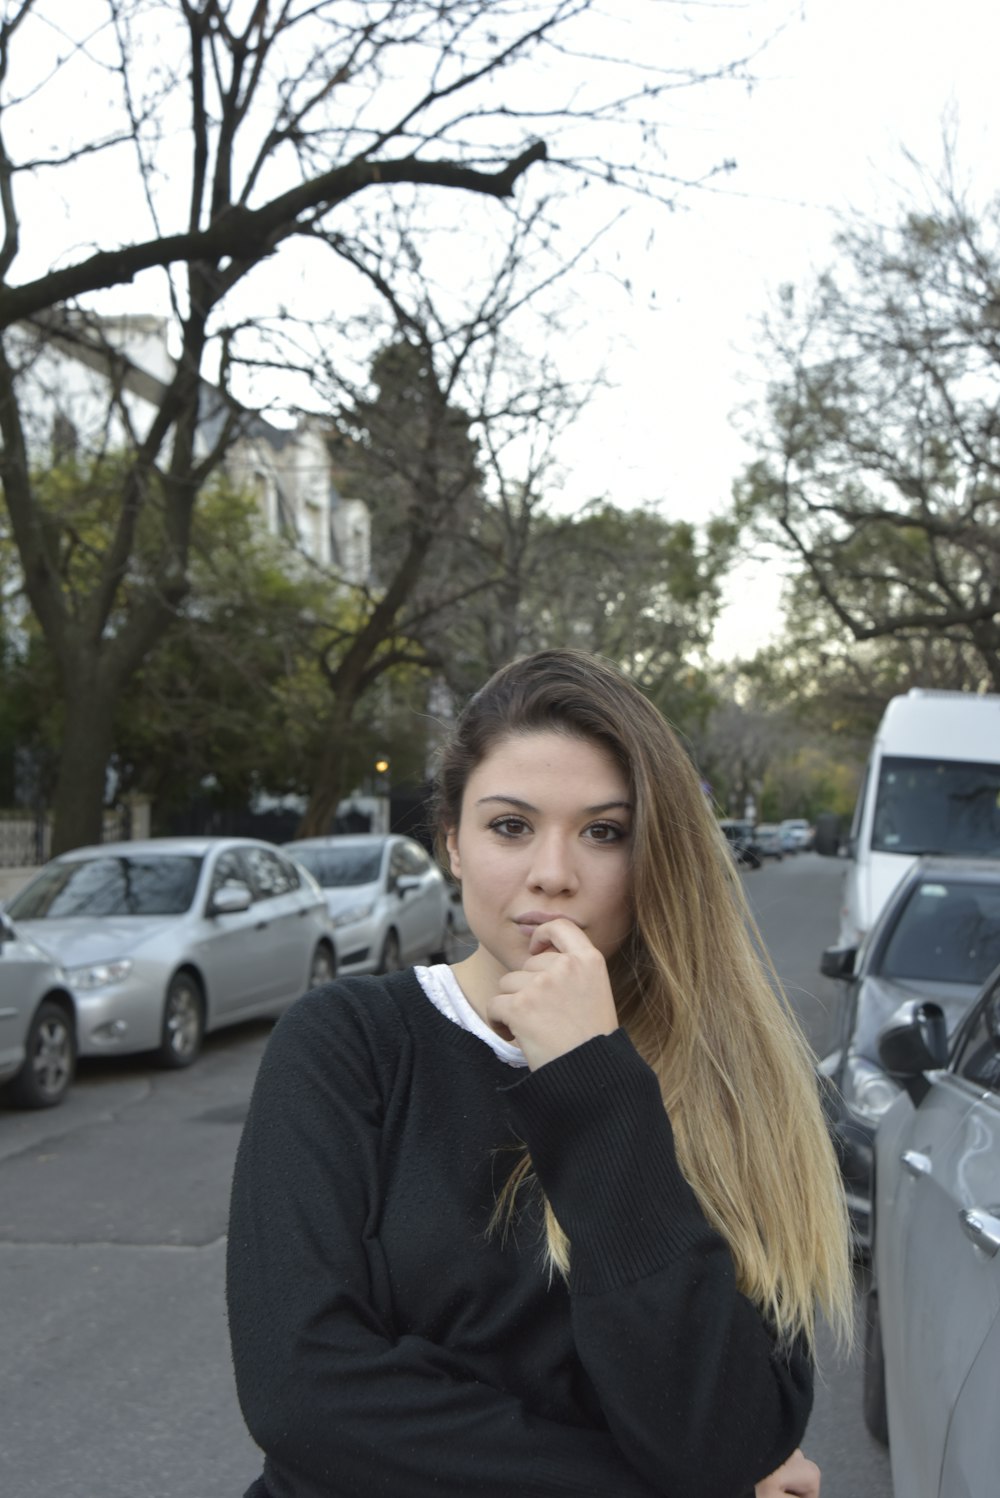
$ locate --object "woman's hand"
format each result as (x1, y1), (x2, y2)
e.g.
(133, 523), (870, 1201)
(755, 1448), (820, 1497)
(487, 917), (618, 1071)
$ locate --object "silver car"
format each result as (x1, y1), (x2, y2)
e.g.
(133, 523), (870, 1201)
(284, 834), (455, 975)
(0, 911), (76, 1108)
(865, 972), (1000, 1495)
(818, 857), (1000, 1249)
(4, 838), (336, 1068)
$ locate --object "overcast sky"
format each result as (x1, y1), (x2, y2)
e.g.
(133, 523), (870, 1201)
(565, 0), (1000, 655)
(11, 0), (1000, 660)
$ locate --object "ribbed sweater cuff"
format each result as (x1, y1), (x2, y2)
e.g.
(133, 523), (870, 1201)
(504, 1029), (716, 1293)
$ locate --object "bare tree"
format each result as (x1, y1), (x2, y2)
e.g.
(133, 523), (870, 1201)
(736, 158), (1000, 692)
(276, 206), (596, 833)
(0, 0), (760, 851)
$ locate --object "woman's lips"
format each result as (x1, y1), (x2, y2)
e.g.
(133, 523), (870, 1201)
(511, 911), (581, 937)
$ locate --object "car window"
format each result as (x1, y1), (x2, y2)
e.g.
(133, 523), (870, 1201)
(879, 879), (1000, 986)
(275, 852), (301, 890)
(952, 973), (1000, 1093)
(210, 848), (252, 896)
(289, 845), (383, 887)
(6, 855), (203, 917)
(398, 841), (430, 875)
(242, 846), (298, 900)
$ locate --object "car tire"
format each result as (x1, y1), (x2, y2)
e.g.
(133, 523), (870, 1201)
(430, 913), (458, 966)
(862, 1287), (889, 1445)
(308, 942), (336, 987)
(157, 970), (205, 1069)
(379, 929), (402, 974)
(4, 998), (76, 1109)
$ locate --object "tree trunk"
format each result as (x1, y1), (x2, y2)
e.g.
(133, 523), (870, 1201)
(296, 696), (357, 837)
(49, 680), (118, 856)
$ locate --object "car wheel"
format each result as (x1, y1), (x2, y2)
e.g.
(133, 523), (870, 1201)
(5, 998), (76, 1109)
(379, 929), (402, 974)
(308, 942), (336, 987)
(157, 971), (205, 1069)
(862, 1287), (889, 1445)
(430, 913), (458, 965)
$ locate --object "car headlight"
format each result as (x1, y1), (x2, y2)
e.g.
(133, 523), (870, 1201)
(331, 902), (375, 928)
(842, 1054), (901, 1124)
(67, 958), (134, 991)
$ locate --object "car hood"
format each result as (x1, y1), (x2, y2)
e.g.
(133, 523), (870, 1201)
(321, 882), (381, 917)
(12, 916), (180, 967)
(853, 973), (980, 1061)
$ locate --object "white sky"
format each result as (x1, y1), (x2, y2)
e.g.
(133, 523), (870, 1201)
(9, 0), (1000, 661)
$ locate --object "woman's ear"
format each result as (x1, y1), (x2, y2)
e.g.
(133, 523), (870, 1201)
(445, 827), (461, 882)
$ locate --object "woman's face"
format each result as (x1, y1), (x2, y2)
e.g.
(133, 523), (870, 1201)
(446, 729), (634, 987)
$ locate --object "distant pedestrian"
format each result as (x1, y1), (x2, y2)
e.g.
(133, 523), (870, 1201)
(227, 647), (851, 1497)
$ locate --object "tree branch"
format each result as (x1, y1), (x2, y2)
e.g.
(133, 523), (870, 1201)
(0, 142), (547, 326)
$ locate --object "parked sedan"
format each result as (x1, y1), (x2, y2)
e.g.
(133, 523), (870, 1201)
(818, 856), (1000, 1249)
(4, 838), (336, 1068)
(864, 976), (1000, 1495)
(284, 834), (455, 975)
(753, 824), (785, 861)
(779, 818), (812, 853)
(717, 820), (762, 870)
(0, 910), (76, 1108)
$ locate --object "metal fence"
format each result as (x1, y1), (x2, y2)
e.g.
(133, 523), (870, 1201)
(0, 805), (134, 868)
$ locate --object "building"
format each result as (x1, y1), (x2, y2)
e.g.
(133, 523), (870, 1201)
(10, 309), (370, 583)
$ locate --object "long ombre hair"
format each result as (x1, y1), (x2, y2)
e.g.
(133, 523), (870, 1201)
(434, 649), (853, 1353)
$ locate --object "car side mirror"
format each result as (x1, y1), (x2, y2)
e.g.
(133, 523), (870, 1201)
(877, 1000), (949, 1105)
(0, 913), (12, 947)
(211, 882), (253, 915)
(820, 944), (857, 980)
(395, 876), (420, 897)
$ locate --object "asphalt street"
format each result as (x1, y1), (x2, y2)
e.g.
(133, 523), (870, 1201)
(0, 852), (894, 1497)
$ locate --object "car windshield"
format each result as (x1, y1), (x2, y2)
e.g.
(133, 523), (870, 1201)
(871, 755), (1000, 856)
(6, 855), (203, 918)
(880, 878), (1000, 986)
(290, 846), (383, 888)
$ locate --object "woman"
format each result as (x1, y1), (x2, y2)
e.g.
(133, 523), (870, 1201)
(227, 649), (852, 1497)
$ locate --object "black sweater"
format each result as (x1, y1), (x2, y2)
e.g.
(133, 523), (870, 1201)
(226, 970), (812, 1498)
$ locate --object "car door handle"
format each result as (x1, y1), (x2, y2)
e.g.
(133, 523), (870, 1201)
(901, 1149), (932, 1177)
(959, 1207), (1000, 1258)
(255, 919), (269, 931)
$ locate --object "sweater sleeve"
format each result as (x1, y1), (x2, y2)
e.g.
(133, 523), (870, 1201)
(504, 1028), (814, 1498)
(226, 991), (664, 1498)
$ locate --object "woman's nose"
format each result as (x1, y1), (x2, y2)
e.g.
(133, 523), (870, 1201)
(527, 834), (578, 894)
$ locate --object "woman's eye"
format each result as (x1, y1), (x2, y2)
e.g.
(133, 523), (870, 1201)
(586, 821), (626, 844)
(488, 816), (529, 838)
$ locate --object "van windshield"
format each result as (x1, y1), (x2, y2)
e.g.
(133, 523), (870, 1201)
(871, 755), (1000, 856)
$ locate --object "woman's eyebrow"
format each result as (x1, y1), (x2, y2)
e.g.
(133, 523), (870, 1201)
(475, 794), (536, 810)
(474, 795), (632, 813)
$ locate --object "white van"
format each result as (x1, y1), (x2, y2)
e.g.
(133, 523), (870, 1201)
(821, 689), (1000, 949)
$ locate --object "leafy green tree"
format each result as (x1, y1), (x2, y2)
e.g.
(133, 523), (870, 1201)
(455, 499), (734, 729)
(0, 462), (333, 823)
